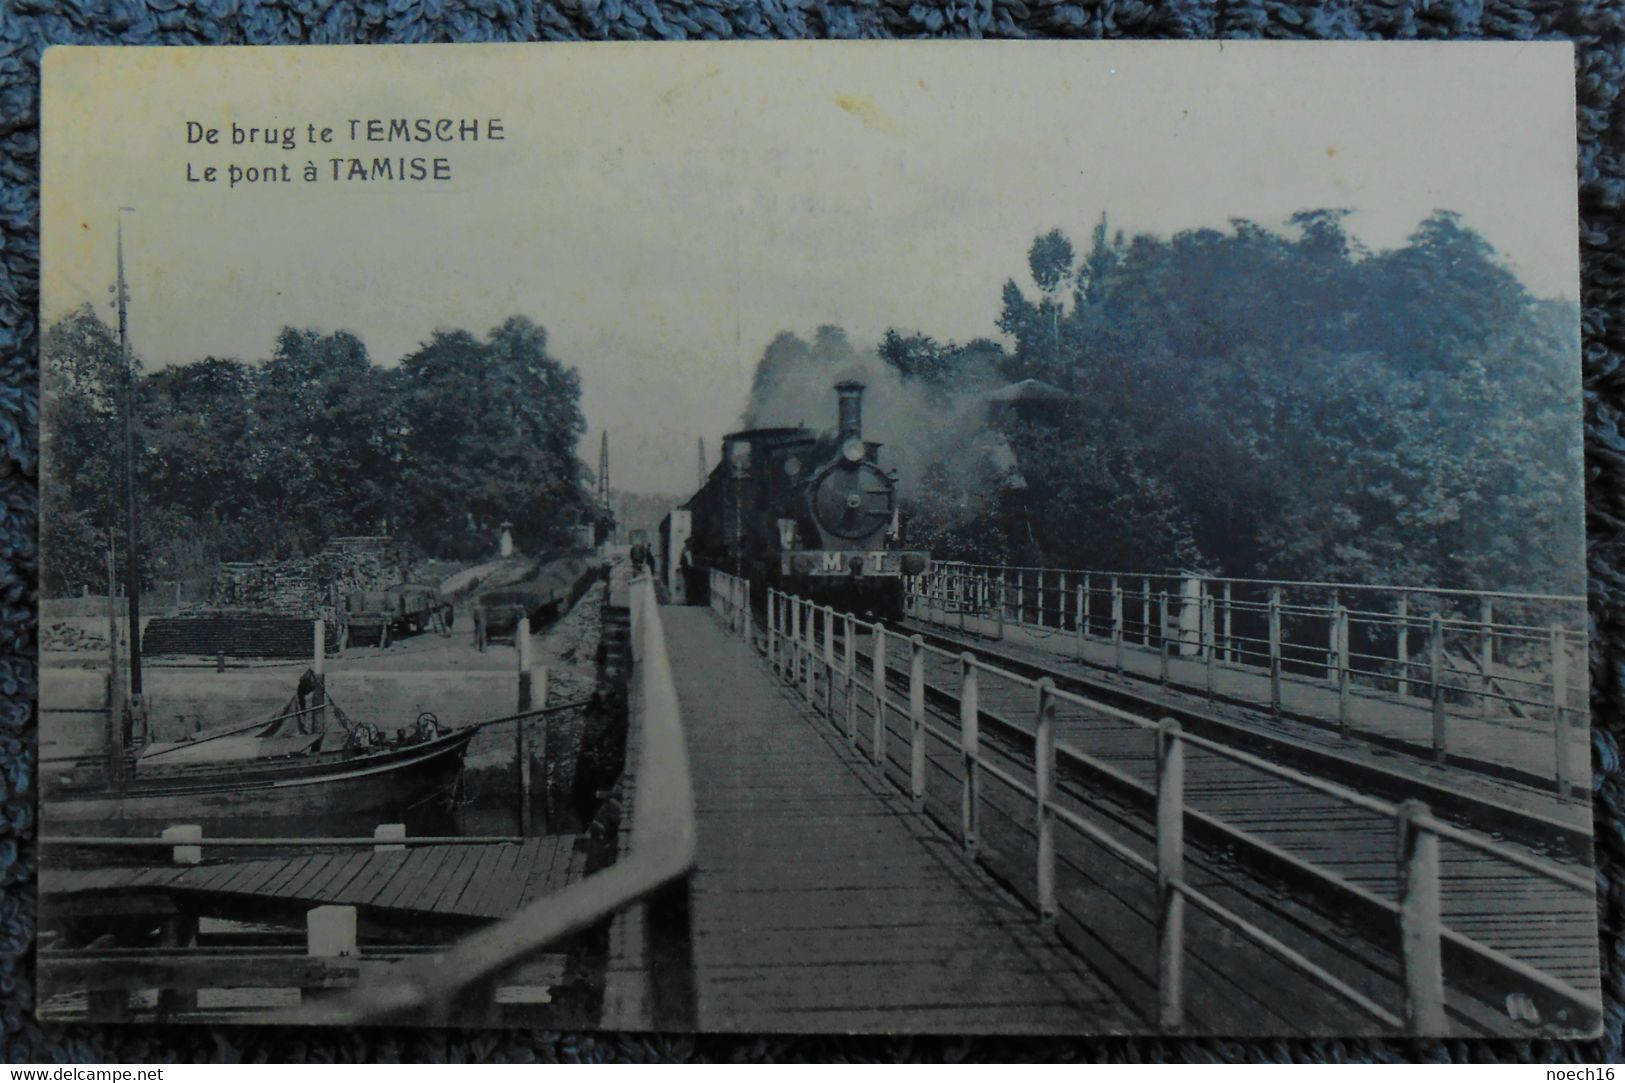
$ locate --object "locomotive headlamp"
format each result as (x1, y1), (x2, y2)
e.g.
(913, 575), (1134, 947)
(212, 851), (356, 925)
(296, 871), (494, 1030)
(841, 437), (865, 463)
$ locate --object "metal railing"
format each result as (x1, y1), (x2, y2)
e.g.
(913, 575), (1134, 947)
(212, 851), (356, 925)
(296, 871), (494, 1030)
(909, 563), (1589, 792)
(252, 571), (697, 1026)
(756, 585), (1599, 1035)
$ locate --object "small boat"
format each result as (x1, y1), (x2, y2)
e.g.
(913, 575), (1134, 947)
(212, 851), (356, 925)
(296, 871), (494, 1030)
(42, 670), (476, 827)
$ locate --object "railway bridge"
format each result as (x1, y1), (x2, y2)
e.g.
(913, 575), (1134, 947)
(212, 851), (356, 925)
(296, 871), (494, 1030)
(40, 559), (1599, 1036)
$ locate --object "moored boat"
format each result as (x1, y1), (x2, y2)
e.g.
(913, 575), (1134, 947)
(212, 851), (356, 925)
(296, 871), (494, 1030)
(42, 671), (477, 828)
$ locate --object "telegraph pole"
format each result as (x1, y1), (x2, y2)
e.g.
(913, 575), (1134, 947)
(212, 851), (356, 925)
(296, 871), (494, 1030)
(697, 436), (706, 488)
(116, 207), (143, 710)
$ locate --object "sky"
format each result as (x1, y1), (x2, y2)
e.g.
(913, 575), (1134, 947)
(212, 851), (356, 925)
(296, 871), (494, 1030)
(42, 41), (1580, 494)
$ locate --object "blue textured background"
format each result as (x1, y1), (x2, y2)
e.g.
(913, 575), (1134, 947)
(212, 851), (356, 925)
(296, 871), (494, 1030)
(2, 1), (1622, 1063)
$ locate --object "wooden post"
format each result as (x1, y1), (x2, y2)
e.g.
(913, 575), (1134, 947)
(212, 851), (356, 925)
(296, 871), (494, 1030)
(215, 650), (225, 674)
(1336, 605), (1351, 738)
(909, 635), (927, 811)
(1203, 594), (1215, 694)
(998, 569), (1007, 624)
(1397, 595), (1410, 697)
(824, 605), (837, 719)
(1327, 591), (1340, 679)
(1479, 597), (1493, 718)
(1035, 679), (1057, 925)
(803, 600), (815, 702)
(1551, 623), (1569, 793)
(768, 591), (778, 672)
(844, 613), (858, 745)
(959, 653), (980, 854)
(1158, 591), (1170, 685)
(1222, 581), (1234, 663)
(1017, 569), (1026, 626)
(373, 823), (406, 852)
(872, 624), (888, 769)
(1268, 587), (1282, 713)
(741, 580), (752, 646)
(1075, 581), (1085, 658)
(1142, 578), (1152, 647)
(1112, 581), (1124, 672)
(1156, 718), (1186, 1032)
(790, 596), (802, 690)
(1397, 800), (1445, 1035)
(311, 619), (327, 732)
(1430, 614), (1446, 763)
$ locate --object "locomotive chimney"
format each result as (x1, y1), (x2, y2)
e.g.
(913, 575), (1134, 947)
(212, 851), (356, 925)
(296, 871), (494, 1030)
(835, 380), (865, 443)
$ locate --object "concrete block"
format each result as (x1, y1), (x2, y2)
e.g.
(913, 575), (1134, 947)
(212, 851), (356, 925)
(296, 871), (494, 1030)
(307, 905), (357, 958)
(162, 824), (203, 865)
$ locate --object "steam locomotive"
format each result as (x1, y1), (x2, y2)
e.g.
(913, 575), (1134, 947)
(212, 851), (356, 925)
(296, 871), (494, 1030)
(675, 380), (930, 620)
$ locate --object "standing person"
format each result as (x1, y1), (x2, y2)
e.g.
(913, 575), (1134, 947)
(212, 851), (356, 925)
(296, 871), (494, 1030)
(679, 537), (706, 604)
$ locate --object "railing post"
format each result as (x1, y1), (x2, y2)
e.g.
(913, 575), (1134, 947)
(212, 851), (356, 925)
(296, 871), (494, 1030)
(1203, 593), (1215, 694)
(312, 618), (327, 732)
(872, 623), (888, 769)
(1551, 623), (1569, 793)
(1156, 718), (1186, 1032)
(1336, 605), (1350, 739)
(768, 591), (779, 673)
(1429, 614), (1446, 763)
(163, 824), (203, 865)
(1222, 581), (1234, 663)
(1075, 581), (1085, 658)
(1479, 597), (1493, 718)
(844, 613), (858, 745)
(1397, 800), (1445, 1035)
(998, 569), (1007, 624)
(824, 604), (837, 719)
(803, 600), (816, 702)
(1158, 591), (1170, 685)
(742, 580), (752, 646)
(1018, 569), (1026, 626)
(1035, 679), (1058, 925)
(959, 653), (980, 854)
(1327, 591), (1340, 679)
(1268, 587), (1282, 713)
(790, 594), (802, 689)
(1112, 580), (1124, 672)
(1142, 577), (1152, 647)
(909, 635), (927, 811)
(1397, 595), (1409, 697)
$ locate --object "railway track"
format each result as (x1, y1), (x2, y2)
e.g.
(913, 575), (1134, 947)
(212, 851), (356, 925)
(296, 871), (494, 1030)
(750, 601), (1599, 1036)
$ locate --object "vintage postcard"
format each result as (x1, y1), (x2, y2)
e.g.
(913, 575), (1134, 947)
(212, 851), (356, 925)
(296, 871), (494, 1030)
(36, 41), (1596, 1036)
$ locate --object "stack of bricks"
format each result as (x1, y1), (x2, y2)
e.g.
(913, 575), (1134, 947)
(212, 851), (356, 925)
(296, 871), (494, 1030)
(207, 536), (415, 620)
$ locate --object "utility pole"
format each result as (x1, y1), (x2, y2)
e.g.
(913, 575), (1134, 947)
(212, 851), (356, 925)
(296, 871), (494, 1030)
(116, 207), (143, 711)
(697, 436), (706, 488)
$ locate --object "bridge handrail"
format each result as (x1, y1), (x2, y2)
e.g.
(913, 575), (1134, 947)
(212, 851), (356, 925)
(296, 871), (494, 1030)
(911, 563), (1587, 792)
(263, 571), (696, 1026)
(761, 585), (1598, 1035)
(927, 560), (1587, 605)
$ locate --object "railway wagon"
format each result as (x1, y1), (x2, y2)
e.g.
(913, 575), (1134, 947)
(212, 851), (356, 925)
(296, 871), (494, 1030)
(679, 380), (929, 620)
(472, 554), (601, 650)
(342, 583), (453, 648)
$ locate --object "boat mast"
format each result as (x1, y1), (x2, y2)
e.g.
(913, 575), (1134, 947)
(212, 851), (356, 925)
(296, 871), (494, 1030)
(105, 529), (123, 785)
(115, 207), (144, 753)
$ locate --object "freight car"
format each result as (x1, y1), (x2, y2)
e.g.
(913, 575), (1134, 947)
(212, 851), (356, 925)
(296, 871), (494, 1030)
(677, 380), (929, 620)
(472, 553), (601, 650)
(341, 582), (453, 648)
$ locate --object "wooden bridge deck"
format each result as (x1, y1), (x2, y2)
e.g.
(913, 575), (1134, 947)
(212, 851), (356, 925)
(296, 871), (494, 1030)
(617, 605), (1137, 1034)
(41, 836), (585, 922)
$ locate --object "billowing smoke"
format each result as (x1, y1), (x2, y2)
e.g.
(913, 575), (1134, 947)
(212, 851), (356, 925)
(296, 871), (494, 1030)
(740, 326), (1015, 545)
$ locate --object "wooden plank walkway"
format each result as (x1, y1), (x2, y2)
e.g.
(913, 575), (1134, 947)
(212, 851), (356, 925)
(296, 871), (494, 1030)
(639, 605), (1137, 1034)
(910, 603), (1588, 793)
(41, 836), (584, 922)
